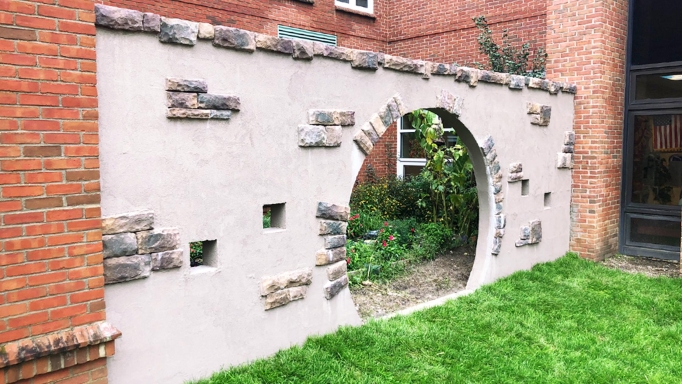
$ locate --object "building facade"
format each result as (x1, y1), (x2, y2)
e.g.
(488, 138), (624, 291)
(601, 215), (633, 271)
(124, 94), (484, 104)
(3, 0), (679, 382)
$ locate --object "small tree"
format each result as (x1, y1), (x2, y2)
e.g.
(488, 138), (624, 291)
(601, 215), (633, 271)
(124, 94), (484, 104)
(473, 16), (547, 78)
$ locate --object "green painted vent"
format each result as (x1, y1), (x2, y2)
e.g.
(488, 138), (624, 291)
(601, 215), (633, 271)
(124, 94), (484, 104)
(277, 25), (337, 46)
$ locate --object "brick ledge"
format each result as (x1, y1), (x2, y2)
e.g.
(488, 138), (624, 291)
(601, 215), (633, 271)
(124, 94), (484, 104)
(0, 322), (121, 368)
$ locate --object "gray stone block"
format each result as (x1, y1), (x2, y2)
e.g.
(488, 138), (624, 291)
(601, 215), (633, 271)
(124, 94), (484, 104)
(563, 83), (578, 94)
(509, 75), (525, 89)
(319, 220), (348, 236)
(166, 92), (198, 109)
(151, 249), (183, 271)
(384, 55), (420, 73)
(386, 99), (401, 121)
(515, 239), (529, 247)
(167, 108), (210, 119)
(495, 214), (506, 230)
(142, 13), (161, 32)
(166, 78), (208, 93)
(316, 202), (350, 221)
(255, 34), (293, 54)
(353, 130), (374, 155)
(369, 113), (387, 137)
(315, 247), (346, 266)
(298, 125), (326, 147)
(495, 192), (505, 204)
(361, 122), (380, 145)
(198, 23), (214, 40)
(137, 228), (180, 254)
(495, 228), (505, 238)
(378, 104), (393, 128)
(293, 40), (314, 60)
(94, 4), (143, 31)
(104, 254), (151, 284)
(307, 110), (355, 126)
(562, 145), (574, 153)
(557, 153), (574, 169)
(479, 70), (510, 85)
(455, 67), (479, 86)
(527, 77), (543, 89)
(508, 172), (524, 182)
(351, 51), (379, 70)
(103, 232), (137, 259)
(198, 94), (240, 110)
(159, 18), (198, 46)
(260, 268), (313, 296)
(102, 210), (154, 235)
(509, 162), (523, 173)
(431, 63), (450, 75)
(264, 286), (307, 310)
(325, 126), (343, 147)
(327, 261), (347, 282)
(526, 102), (542, 114)
(312, 42), (353, 61)
(393, 95), (409, 117)
(520, 225), (530, 240)
(213, 26), (256, 52)
(485, 148), (497, 164)
(529, 220), (542, 244)
(495, 202), (503, 215)
(323, 275), (349, 300)
(436, 89), (463, 116)
(564, 131), (576, 146)
(481, 135), (494, 156)
(324, 235), (347, 249)
(491, 237), (501, 255)
(210, 110), (232, 120)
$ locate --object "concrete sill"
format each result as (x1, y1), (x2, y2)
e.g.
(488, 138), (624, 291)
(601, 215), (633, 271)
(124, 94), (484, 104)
(335, 5), (376, 19)
(263, 228), (286, 234)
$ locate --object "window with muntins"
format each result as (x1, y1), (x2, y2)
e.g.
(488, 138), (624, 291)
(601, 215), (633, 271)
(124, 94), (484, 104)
(396, 115), (458, 178)
(335, 0), (373, 14)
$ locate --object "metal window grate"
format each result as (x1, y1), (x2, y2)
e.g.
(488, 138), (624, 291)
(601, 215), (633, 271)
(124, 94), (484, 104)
(277, 25), (337, 46)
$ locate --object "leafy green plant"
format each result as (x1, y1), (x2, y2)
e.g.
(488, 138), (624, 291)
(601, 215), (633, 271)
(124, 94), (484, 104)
(350, 176), (431, 222)
(473, 15), (547, 78)
(190, 241), (203, 266)
(263, 210), (271, 229)
(347, 210), (384, 240)
(412, 222), (455, 260)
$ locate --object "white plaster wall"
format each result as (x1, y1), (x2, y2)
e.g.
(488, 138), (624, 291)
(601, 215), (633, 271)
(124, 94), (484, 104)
(97, 29), (574, 383)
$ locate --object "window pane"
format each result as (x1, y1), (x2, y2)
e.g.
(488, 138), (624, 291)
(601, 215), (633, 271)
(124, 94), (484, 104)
(635, 72), (682, 100)
(632, 0), (682, 65)
(336, 0), (349, 3)
(629, 216), (681, 248)
(355, 0), (368, 7)
(630, 114), (682, 206)
(400, 132), (426, 159)
(403, 165), (424, 178)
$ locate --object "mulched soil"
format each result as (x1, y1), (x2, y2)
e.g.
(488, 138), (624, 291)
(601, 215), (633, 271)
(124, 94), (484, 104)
(350, 246), (475, 320)
(600, 254), (680, 278)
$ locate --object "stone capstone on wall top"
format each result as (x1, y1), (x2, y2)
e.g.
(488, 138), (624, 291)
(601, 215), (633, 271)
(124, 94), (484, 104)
(159, 18), (198, 46)
(479, 70), (511, 85)
(103, 232), (138, 259)
(313, 42), (352, 61)
(455, 67), (479, 87)
(213, 26), (256, 52)
(509, 75), (525, 89)
(255, 34), (294, 54)
(142, 13), (161, 33)
(103, 254), (152, 284)
(351, 51), (379, 70)
(136, 228), (181, 254)
(102, 210), (154, 235)
(198, 23), (214, 40)
(293, 40), (314, 60)
(94, 4), (143, 31)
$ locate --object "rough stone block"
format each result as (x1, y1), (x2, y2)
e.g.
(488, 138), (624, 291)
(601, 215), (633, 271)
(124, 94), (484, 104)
(94, 4), (143, 31)
(142, 13), (161, 32)
(264, 286), (307, 310)
(431, 63), (450, 75)
(353, 130), (374, 155)
(509, 75), (525, 89)
(151, 249), (183, 271)
(520, 225), (530, 240)
(508, 172), (524, 182)
(327, 261), (347, 282)
(167, 108), (211, 119)
(436, 89), (463, 116)
(492, 181), (502, 194)
(136, 228), (180, 254)
(324, 275), (349, 300)
(255, 34), (293, 54)
(495, 192), (505, 204)
(526, 102), (542, 115)
(166, 92), (198, 109)
(293, 40), (314, 60)
(455, 67), (479, 86)
(103, 232), (137, 259)
(492, 171), (503, 184)
(213, 26), (256, 52)
(515, 239), (529, 247)
(308, 110), (355, 126)
(509, 162), (523, 174)
(361, 122), (380, 145)
(298, 125), (326, 147)
(495, 228), (505, 238)
(527, 77), (544, 89)
(324, 235), (347, 249)
(393, 95), (409, 117)
(260, 268), (313, 296)
(557, 153), (574, 169)
(104, 254), (151, 284)
(102, 210), (154, 235)
(325, 126), (343, 147)
(491, 237), (501, 255)
(166, 78), (208, 93)
(198, 94), (240, 111)
(490, 160), (501, 175)
(529, 220), (542, 244)
(312, 42), (352, 61)
(485, 148), (497, 164)
(289, 286), (307, 301)
(369, 113), (387, 137)
(479, 70), (510, 85)
(562, 145), (574, 153)
(319, 220), (348, 236)
(210, 110), (232, 120)
(159, 18), (198, 46)
(564, 131), (576, 146)
(563, 83), (578, 94)
(198, 23), (214, 40)
(378, 104), (393, 128)
(495, 214), (506, 230)
(480, 135), (494, 156)
(316, 202), (350, 221)
(495, 202), (503, 215)
(351, 51), (379, 70)
(386, 99), (401, 121)
(383, 55), (420, 73)
(315, 246), (347, 266)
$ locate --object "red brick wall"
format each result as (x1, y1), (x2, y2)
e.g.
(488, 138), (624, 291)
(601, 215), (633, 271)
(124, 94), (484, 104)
(356, 122), (397, 183)
(386, 0), (547, 64)
(0, 0), (108, 381)
(546, 0), (629, 260)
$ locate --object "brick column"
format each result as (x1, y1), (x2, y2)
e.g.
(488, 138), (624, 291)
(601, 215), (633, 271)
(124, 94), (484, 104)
(0, 0), (119, 382)
(545, 0), (629, 260)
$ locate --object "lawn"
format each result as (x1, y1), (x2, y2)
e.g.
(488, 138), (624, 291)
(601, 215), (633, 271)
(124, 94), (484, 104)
(194, 254), (682, 383)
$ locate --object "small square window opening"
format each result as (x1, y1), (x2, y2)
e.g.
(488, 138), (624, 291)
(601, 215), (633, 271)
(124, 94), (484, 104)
(263, 203), (286, 230)
(544, 192), (552, 208)
(521, 180), (530, 196)
(190, 240), (217, 267)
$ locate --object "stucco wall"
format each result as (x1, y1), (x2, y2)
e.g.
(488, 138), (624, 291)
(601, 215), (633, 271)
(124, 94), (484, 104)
(97, 28), (574, 383)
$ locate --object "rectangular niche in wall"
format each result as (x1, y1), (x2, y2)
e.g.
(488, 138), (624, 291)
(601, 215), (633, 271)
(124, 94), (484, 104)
(263, 203), (286, 231)
(190, 240), (217, 267)
(544, 192), (552, 208)
(521, 180), (530, 196)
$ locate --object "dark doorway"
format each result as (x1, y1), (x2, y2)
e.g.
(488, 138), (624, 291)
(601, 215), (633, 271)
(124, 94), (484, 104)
(621, 0), (682, 260)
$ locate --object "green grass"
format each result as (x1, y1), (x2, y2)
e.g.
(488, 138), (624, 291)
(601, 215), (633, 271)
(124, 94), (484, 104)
(194, 254), (682, 384)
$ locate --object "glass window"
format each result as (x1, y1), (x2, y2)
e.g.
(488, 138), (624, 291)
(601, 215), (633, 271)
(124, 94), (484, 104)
(628, 216), (681, 248)
(630, 114), (682, 206)
(335, 0), (373, 13)
(396, 115), (459, 178)
(631, 0), (682, 65)
(635, 72), (682, 101)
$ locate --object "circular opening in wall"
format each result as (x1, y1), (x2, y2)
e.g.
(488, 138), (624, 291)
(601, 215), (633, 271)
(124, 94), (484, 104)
(347, 108), (483, 320)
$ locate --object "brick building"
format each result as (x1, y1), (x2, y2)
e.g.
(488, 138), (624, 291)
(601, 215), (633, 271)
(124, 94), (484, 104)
(2, 0), (680, 382)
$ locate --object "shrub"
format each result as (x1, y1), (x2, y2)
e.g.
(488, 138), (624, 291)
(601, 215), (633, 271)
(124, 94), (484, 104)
(411, 222), (455, 261)
(388, 218), (419, 248)
(347, 210), (384, 240)
(350, 175), (431, 222)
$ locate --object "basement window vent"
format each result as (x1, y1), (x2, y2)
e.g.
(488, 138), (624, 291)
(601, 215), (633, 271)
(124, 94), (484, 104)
(277, 25), (337, 46)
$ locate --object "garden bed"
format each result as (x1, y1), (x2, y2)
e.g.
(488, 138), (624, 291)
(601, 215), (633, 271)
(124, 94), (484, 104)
(350, 246), (475, 319)
(601, 254), (679, 278)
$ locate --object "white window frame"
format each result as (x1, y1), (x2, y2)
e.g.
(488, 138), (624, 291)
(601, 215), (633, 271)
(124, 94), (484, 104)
(396, 116), (456, 178)
(335, 0), (374, 14)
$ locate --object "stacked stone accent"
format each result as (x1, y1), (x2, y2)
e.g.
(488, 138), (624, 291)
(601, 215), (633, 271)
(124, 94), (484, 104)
(480, 135), (506, 255)
(260, 268), (313, 310)
(102, 211), (183, 284)
(515, 220), (543, 247)
(165, 78), (240, 120)
(508, 162), (523, 183)
(526, 102), (552, 126)
(298, 110), (355, 147)
(557, 131), (576, 169)
(315, 202), (351, 299)
(94, 4), (577, 97)
(354, 94), (408, 155)
(436, 89), (464, 117)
